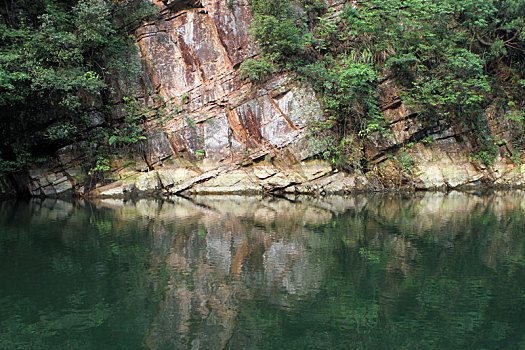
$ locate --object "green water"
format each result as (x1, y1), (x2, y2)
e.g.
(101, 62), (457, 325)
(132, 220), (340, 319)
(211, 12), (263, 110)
(1, 193), (525, 349)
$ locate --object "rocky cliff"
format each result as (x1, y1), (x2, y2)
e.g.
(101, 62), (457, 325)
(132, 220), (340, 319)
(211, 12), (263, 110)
(6, 0), (525, 198)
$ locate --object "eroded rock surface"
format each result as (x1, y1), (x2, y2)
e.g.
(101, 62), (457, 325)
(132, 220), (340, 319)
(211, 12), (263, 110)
(6, 0), (524, 198)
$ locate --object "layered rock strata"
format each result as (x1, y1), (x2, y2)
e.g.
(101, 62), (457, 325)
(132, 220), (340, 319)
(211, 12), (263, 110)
(6, 0), (525, 198)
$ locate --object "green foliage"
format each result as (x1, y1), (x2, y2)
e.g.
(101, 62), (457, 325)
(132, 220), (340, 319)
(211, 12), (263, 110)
(151, 94), (180, 127)
(180, 93), (190, 104)
(1, 1), (110, 108)
(308, 120), (364, 171)
(0, 150), (31, 173)
(336, 0), (523, 157)
(474, 149), (498, 167)
(248, 0), (525, 168)
(395, 149), (415, 173)
(301, 59), (383, 130)
(300, 59), (384, 168)
(239, 57), (276, 83)
(88, 155), (110, 176)
(251, 17), (306, 64)
(93, 96), (150, 175)
(185, 115), (197, 130)
(110, 97), (148, 147)
(248, 0), (311, 67)
(0, 0), (158, 174)
(195, 149), (205, 158)
(46, 122), (79, 141)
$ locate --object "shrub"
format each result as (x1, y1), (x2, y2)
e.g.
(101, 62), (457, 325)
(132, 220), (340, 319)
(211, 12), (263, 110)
(239, 58), (276, 83)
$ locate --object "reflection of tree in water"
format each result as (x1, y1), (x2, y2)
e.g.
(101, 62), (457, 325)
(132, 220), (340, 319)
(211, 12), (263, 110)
(1, 192), (525, 349)
(0, 199), (168, 349)
(239, 192), (525, 349)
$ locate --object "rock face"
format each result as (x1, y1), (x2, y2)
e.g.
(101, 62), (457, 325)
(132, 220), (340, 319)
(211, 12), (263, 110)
(135, 0), (323, 162)
(4, 0), (524, 198)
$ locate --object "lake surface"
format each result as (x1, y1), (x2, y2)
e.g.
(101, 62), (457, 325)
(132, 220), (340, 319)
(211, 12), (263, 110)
(1, 192), (525, 349)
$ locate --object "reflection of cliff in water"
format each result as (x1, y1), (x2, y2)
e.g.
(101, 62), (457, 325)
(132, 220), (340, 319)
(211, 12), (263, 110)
(129, 196), (332, 349)
(89, 191), (525, 349)
(2, 192), (525, 349)
(86, 196), (356, 349)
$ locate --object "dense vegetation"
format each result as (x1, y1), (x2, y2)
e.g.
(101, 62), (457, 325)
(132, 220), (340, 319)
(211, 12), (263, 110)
(0, 0), (157, 175)
(1, 0), (524, 185)
(242, 0), (525, 169)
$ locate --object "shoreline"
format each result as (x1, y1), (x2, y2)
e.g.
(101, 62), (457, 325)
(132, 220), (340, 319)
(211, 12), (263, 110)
(2, 184), (525, 201)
